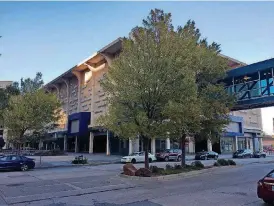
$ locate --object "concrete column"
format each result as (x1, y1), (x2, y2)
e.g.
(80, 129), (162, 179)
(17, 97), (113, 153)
(207, 139), (212, 152)
(75, 136), (78, 153)
(259, 137), (263, 151)
(133, 136), (140, 152)
(45, 144), (48, 151)
(39, 140), (43, 150)
(151, 138), (156, 154)
(129, 139), (133, 155)
(245, 138), (249, 149)
(64, 136), (67, 152)
(166, 138), (170, 149)
(89, 132), (94, 154)
(106, 131), (110, 156)
(235, 136), (238, 151)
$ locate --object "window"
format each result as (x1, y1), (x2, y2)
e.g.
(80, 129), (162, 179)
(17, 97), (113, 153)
(10, 156), (21, 161)
(0, 156), (8, 161)
(266, 170), (274, 178)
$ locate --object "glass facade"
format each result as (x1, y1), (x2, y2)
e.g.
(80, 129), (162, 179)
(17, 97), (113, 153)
(220, 137), (234, 153)
(238, 138), (246, 150)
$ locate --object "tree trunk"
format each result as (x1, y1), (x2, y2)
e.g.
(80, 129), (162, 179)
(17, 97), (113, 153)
(181, 135), (186, 167)
(143, 136), (149, 169)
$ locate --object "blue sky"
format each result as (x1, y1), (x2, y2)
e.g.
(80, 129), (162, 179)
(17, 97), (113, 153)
(1, 2), (274, 133)
(1, 2), (273, 83)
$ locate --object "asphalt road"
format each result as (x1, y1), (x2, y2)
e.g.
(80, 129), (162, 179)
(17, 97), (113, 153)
(0, 160), (273, 206)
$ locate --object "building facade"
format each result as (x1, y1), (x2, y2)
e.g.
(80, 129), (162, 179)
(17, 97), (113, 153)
(44, 38), (263, 155)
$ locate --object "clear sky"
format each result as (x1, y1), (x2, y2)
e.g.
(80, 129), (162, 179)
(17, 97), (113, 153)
(0, 2), (274, 133)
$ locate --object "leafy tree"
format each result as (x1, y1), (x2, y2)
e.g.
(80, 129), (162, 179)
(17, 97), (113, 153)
(164, 19), (235, 166)
(3, 90), (61, 151)
(97, 9), (196, 169)
(98, 9), (235, 168)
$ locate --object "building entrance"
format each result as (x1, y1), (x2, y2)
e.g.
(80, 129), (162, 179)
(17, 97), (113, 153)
(93, 135), (107, 153)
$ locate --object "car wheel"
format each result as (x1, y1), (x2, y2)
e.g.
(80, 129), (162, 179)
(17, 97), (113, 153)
(131, 159), (136, 164)
(149, 158), (152, 163)
(263, 199), (273, 204)
(177, 156), (182, 162)
(164, 156), (169, 162)
(214, 156), (218, 160)
(263, 155), (266, 158)
(21, 164), (28, 171)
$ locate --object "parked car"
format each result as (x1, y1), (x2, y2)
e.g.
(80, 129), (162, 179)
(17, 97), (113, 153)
(156, 149), (182, 162)
(195, 151), (218, 160)
(253, 151), (267, 158)
(0, 155), (35, 171)
(233, 149), (253, 158)
(120, 152), (156, 164)
(257, 169), (274, 204)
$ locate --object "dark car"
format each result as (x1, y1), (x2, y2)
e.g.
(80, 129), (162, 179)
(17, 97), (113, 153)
(195, 151), (218, 160)
(257, 169), (274, 204)
(253, 151), (267, 158)
(233, 149), (253, 158)
(156, 149), (182, 162)
(0, 155), (35, 171)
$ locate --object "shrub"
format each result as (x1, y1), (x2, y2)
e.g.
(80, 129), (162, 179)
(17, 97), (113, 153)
(149, 165), (159, 173)
(191, 161), (204, 169)
(214, 162), (221, 167)
(174, 164), (183, 170)
(71, 156), (88, 164)
(227, 159), (236, 166)
(165, 164), (173, 170)
(217, 159), (229, 166)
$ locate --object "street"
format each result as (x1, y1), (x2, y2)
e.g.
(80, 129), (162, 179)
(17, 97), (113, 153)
(0, 159), (273, 206)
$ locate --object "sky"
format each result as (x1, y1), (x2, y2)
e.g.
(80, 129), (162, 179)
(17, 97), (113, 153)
(0, 2), (274, 133)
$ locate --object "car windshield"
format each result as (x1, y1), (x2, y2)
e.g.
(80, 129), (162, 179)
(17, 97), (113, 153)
(236, 150), (244, 153)
(197, 151), (207, 155)
(129, 152), (142, 156)
(266, 170), (274, 178)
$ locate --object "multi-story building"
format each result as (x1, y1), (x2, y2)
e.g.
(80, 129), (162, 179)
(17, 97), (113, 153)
(44, 38), (263, 155)
(0, 81), (13, 149)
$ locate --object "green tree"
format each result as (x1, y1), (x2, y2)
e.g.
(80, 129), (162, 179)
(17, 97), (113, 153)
(164, 19), (235, 166)
(3, 90), (61, 151)
(97, 9), (198, 169)
(98, 9), (235, 168)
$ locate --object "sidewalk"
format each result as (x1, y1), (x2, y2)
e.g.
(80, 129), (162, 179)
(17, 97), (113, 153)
(31, 153), (274, 169)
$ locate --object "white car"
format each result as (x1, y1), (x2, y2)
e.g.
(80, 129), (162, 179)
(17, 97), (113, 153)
(121, 152), (156, 164)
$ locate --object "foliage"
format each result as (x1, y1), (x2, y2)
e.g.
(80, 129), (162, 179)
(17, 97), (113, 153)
(174, 164), (183, 170)
(227, 159), (236, 166)
(217, 159), (229, 166)
(97, 9), (235, 168)
(191, 160), (205, 168)
(213, 162), (221, 167)
(149, 165), (160, 173)
(165, 164), (173, 170)
(72, 156), (88, 164)
(3, 89), (61, 148)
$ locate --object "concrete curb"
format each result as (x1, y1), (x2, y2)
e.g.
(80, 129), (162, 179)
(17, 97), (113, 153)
(119, 166), (237, 181)
(35, 162), (116, 169)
